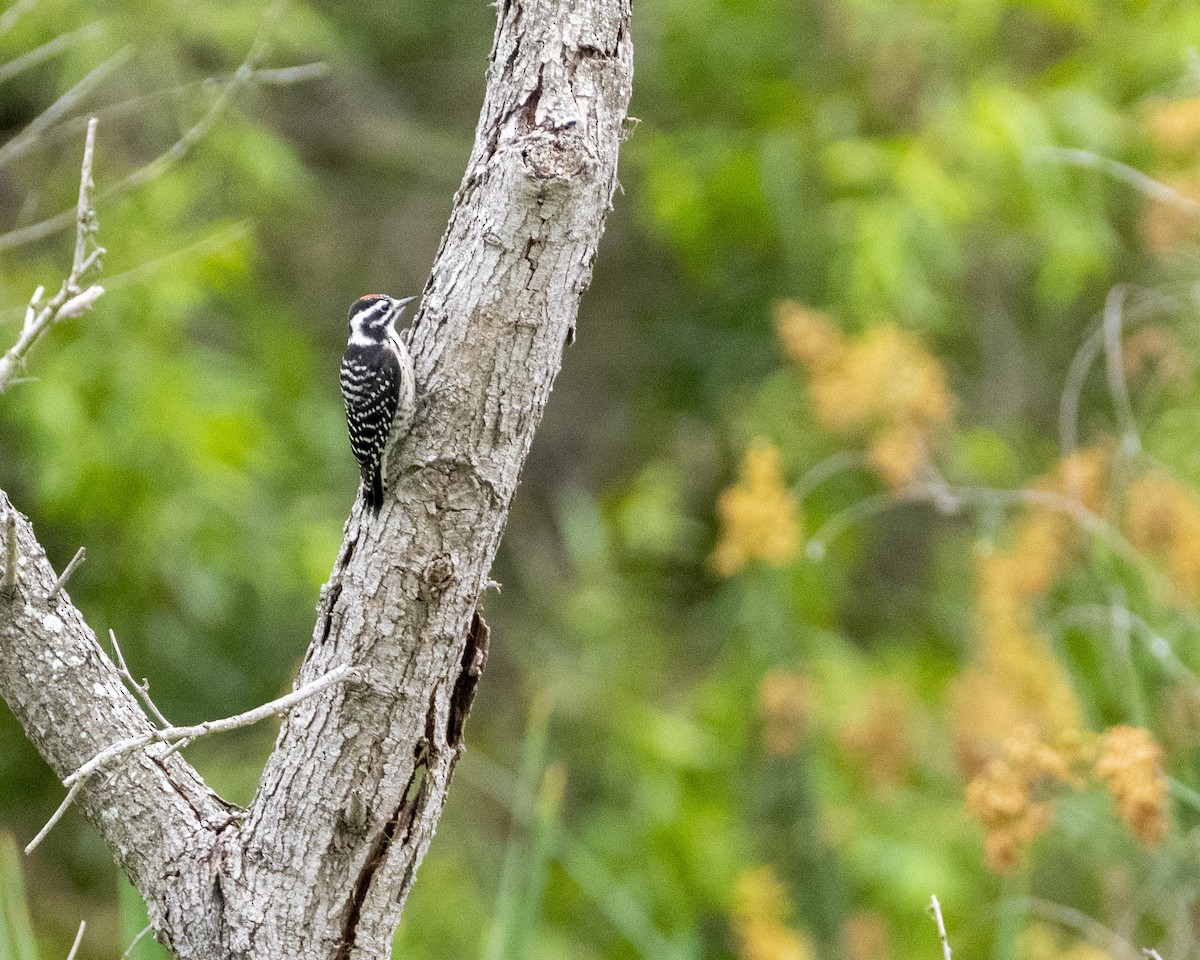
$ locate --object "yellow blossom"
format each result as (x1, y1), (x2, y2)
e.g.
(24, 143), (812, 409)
(965, 755), (1055, 872)
(809, 325), (952, 435)
(1037, 444), (1111, 515)
(1143, 97), (1200, 155)
(710, 441), (802, 576)
(757, 671), (812, 756)
(1094, 725), (1168, 846)
(774, 300), (844, 369)
(1138, 175), (1200, 254)
(731, 867), (813, 960)
(868, 423), (926, 489)
(1125, 470), (1200, 604)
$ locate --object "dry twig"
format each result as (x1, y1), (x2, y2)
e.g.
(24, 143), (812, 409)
(0, 118), (104, 393)
(65, 921), (86, 960)
(47, 546), (86, 601)
(26, 664), (357, 854)
(119, 926), (153, 960)
(109, 629), (172, 728)
(929, 895), (953, 960)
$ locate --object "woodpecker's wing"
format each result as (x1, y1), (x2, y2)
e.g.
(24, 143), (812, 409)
(340, 344), (401, 496)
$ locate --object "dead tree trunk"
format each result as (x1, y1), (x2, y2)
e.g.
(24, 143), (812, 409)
(0, 0), (633, 956)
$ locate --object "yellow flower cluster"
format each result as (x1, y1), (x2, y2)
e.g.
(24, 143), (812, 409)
(966, 722), (1170, 870)
(964, 725), (1080, 872)
(710, 441), (803, 576)
(1125, 470), (1200, 604)
(731, 867), (813, 960)
(1137, 176), (1200, 254)
(773, 300), (953, 489)
(952, 445), (1110, 775)
(1143, 96), (1200, 155)
(757, 670), (812, 756)
(1139, 98), (1200, 254)
(1094, 725), (1169, 846)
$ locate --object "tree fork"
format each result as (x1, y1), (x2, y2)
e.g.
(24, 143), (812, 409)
(0, 0), (633, 956)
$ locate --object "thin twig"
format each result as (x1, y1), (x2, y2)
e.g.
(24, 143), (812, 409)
(0, 118), (104, 393)
(0, 2), (285, 254)
(1103, 285), (1141, 456)
(24, 779), (84, 854)
(47, 546), (85, 601)
(0, 47), (129, 169)
(1021, 897), (1142, 960)
(0, 63), (327, 172)
(64, 664), (356, 787)
(1039, 147), (1200, 215)
(2, 510), (16, 598)
(793, 450), (872, 502)
(1059, 321), (1104, 473)
(119, 925), (153, 960)
(27, 664), (356, 855)
(1144, 949), (1165, 960)
(0, 22), (106, 87)
(109, 629), (171, 728)
(1053, 604), (1200, 695)
(929, 895), (952, 960)
(0, 0), (37, 38)
(71, 116), (100, 284)
(118, 0), (286, 192)
(65, 920), (86, 960)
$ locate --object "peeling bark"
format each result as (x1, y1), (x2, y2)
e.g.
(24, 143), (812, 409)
(0, 0), (632, 956)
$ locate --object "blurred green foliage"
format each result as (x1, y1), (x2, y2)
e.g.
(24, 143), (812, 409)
(5, 0), (1200, 959)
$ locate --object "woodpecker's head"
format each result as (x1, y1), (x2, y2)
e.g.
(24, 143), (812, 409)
(348, 294), (416, 344)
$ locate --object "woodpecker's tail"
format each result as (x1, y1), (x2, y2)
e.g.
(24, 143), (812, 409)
(366, 467), (384, 515)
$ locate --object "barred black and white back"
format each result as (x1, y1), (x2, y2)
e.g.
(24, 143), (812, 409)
(340, 294), (416, 514)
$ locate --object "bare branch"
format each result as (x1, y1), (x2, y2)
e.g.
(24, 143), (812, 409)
(0, 1), (285, 255)
(47, 546), (85, 601)
(119, 926), (153, 960)
(0, 118), (104, 393)
(0, 21), (105, 87)
(928, 896), (952, 960)
(26, 664), (356, 854)
(1039, 146), (1200, 215)
(109, 629), (172, 728)
(64, 664), (357, 788)
(65, 921), (86, 960)
(109, 0), (287, 194)
(0, 0), (36, 38)
(0, 62), (327, 173)
(24, 778), (85, 855)
(1103, 285), (1141, 456)
(0, 48), (129, 169)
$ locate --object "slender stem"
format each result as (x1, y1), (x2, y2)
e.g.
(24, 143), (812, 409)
(929, 895), (953, 960)
(47, 546), (85, 601)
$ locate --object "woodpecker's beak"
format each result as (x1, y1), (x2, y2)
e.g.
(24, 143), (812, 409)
(392, 296), (417, 313)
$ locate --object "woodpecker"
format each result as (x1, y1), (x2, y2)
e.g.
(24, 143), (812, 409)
(340, 294), (417, 515)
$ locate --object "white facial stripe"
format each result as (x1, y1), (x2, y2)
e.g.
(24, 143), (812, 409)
(349, 299), (394, 336)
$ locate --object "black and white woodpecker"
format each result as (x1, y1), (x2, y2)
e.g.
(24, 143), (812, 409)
(340, 294), (417, 515)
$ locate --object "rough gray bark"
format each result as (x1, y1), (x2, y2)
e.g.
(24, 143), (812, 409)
(0, 0), (633, 956)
